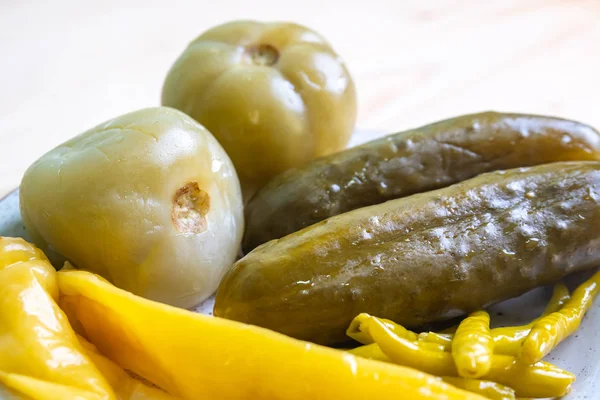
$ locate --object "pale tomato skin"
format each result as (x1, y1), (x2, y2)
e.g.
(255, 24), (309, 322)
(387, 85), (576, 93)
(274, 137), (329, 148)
(20, 107), (244, 308)
(162, 20), (357, 199)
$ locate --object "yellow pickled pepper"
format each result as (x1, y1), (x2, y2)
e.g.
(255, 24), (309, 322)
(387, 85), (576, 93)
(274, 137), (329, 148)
(349, 341), (445, 362)
(347, 343), (391, 362)
(492, 282), (570, 355)
(543, 282), (573, 316)
(418, 332), (453, 349)
(452, 311), (494, 378)
(0, 237), (183, 400)
(349, 283), (574, 364)
(57, 269), (486, 400)
(521, 269), (600, 364)
(347, 313), (418, 344)
(367, 317), (575, 398)
(347, 315), (444, 361)
(434, 283), (569, 338)
(416, 283), (572, 356)
(0, 237), (116, 400)
(76, 335), (179, 400)
(440, 377), (515, 400)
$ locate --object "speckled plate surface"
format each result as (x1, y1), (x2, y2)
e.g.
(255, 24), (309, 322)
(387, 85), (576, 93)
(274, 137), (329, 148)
(1, 187), (598, 399)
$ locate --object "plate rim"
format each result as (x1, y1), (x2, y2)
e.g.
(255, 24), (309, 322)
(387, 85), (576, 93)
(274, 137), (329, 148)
(0, 189), (17, 203)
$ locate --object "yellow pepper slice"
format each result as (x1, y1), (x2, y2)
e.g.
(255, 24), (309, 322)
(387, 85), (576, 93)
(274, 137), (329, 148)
(0, 236), (49, 266)
(0, 372), (110, 400)
(368, 318), (574, 398)
(77, 335), (179, 400)
(0, 237), (187, 400)
(440, 377), (515, 400)
(0, 237), (116, 400)
(347, 313), (418, 344)
(521, 270), (600, 364)
(452, 311), (493, 378)
(57, 270), (485, 400)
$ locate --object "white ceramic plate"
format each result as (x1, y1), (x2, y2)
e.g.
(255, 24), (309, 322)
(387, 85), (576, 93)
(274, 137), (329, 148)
(1, 185), (599, 398)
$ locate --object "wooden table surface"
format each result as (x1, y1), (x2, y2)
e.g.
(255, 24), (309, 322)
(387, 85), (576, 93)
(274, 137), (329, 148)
(1, 0), (599, 197)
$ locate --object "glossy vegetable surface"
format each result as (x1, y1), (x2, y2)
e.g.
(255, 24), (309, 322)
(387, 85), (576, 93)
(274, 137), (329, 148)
(162, 20), (357, 198)
(347, 313), (418, 344)
(348, 343), (391, 362)
(491, 283), (570, 355)
(368, 318), (574, 398)
(349, 315), (445, 353)
(20, 107), (243, 308)
(419, 332), (453, 348)
(57, 270), (484, 400)
(77, 335), (178, 399)
(451, 311), (493, 378)
(440, 377), (515, 400)
(216, 162), (600, 344)
(543, 283), (572, 316)
(415, 284), (573, 357)
(0, 236), (483, 400)
(0, 237), (117, 400)
(520, 269), (600, 364)
(244, 112), (600, 251)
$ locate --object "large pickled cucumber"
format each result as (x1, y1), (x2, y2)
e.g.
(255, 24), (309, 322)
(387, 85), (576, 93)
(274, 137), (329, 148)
(244, 112), (600, 252)
(216, 162), (600, 345)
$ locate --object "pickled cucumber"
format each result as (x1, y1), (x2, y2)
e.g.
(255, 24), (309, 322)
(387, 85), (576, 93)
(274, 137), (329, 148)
(216, 162), (600, 345)
(244, 112), (600, 252)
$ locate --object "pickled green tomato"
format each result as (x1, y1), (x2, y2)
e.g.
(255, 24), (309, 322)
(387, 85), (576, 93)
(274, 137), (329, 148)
(20, 107), (244, 308)
(161, 20), (357, 199)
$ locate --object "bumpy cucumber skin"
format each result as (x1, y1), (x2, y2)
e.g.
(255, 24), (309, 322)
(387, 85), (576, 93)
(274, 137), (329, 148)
(217, 162), (600, 345)
(244, 112), (600, 252)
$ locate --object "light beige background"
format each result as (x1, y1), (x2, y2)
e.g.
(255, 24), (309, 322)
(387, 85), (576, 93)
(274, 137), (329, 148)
(1, 0), (599, 197)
